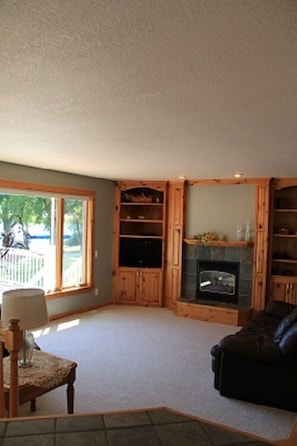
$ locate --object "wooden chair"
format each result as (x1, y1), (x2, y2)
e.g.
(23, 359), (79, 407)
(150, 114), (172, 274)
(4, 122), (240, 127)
(0, 319), (77, 417)
(0, 318), (23, 418)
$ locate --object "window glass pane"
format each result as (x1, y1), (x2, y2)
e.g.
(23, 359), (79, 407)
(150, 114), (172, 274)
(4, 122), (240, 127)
(62, 198), (86, 288)
(0, 193), (56, 292)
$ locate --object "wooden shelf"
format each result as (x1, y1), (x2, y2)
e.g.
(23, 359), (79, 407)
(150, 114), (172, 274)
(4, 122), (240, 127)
(120, 219), (163, 223)
(121, 202), (163, 206)
(274, 208), (297, 213)
(183, 238), (253, 248)
(120, 235), (163, 239)
(272, 258), (297, 264)
(272, 274), (297, 281)
(273, 234), (297, 238)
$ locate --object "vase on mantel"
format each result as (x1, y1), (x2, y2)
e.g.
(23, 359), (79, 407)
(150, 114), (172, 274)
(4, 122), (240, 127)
(236, 224), (243, 241)
(245, 220), (251, 242)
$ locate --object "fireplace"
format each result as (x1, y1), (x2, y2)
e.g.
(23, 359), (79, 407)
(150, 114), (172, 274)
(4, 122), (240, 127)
(196, 259), (240, 304)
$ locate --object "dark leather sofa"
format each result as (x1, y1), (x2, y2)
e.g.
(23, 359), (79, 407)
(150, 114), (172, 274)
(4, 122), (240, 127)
(211, 300), (297, 412)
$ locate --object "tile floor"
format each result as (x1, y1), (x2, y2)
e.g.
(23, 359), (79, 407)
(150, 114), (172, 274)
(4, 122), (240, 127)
(0, 408), (273, 446)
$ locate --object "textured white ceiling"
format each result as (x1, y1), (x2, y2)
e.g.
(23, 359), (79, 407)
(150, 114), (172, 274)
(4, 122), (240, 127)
(1, 0), (297, 181)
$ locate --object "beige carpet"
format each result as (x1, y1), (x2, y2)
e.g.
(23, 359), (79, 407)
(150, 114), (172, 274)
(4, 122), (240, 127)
(21, 305), (297, 441)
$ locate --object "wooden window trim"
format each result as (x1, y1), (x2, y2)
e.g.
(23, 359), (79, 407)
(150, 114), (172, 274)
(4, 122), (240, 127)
(0, 179), (95, 298)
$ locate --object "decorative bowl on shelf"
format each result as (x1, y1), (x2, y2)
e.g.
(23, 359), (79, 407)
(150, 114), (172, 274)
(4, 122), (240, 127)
(278, 227), (290, 235)
(131, 195), (153, 203)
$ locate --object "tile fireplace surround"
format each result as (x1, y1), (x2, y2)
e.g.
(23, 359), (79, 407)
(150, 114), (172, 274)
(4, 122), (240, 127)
(182, 243), (253, 309)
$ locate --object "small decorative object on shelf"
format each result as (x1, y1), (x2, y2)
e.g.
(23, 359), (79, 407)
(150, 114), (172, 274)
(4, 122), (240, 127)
(183, 237), (253, 247)
(193, 232), (217, 243)
(121, 191), (154, 203)
(273, 250), (291, 259)
(245, 220), (251, 242)
(131, 193), (153, 203)
(277, 227), (290, 235)
(236, 224), (243, 241)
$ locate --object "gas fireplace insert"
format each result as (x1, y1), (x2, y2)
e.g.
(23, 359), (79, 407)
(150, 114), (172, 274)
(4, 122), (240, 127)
(196, 259), (240, 304)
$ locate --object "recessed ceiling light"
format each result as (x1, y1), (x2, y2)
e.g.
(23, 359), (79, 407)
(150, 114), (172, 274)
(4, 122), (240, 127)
(234, 172), (244, 178)
(178, 175), (186, 179)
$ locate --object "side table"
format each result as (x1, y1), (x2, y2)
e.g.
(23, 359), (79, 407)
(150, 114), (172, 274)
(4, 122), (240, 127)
(3, 350), (77, 416)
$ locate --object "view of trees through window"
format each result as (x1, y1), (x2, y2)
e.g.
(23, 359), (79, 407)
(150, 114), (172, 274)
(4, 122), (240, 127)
(0, 189), (93, 295)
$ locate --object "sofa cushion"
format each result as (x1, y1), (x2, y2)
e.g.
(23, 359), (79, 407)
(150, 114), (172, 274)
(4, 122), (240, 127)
(274, 307), (297, 343)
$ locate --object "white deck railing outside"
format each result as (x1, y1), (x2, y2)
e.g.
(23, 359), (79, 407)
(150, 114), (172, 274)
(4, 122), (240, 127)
(0, 247), (82, 290)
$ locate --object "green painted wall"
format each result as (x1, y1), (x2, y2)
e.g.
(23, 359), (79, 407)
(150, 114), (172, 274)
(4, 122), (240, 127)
(185, 184), (255, 241)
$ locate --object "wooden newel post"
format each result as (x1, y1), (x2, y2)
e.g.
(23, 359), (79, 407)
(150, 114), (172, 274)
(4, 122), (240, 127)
(0, 331), (4, 418)
(4, 318), (23, 417)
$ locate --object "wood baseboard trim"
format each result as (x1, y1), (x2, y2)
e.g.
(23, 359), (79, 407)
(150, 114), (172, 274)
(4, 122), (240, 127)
(49, 302), (111, 321)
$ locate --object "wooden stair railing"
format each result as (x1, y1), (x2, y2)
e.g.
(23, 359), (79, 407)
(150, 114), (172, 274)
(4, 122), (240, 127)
(0, 318), (23, 418)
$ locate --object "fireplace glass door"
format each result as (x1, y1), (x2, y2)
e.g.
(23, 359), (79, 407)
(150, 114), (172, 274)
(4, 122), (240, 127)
(196, 260), (239, 303)
(199, 270), (235, 295)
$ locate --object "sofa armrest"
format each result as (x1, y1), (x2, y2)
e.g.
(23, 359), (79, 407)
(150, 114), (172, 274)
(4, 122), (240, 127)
(218, 351), (297, 411)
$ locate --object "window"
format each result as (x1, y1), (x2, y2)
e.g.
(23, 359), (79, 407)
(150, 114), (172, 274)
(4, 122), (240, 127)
(0, 180), (94, 297)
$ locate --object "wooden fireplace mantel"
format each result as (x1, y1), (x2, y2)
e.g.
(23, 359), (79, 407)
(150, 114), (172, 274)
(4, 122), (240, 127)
(183, 238), (254, 248)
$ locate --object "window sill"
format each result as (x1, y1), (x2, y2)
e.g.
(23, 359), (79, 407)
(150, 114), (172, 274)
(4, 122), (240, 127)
(46, 285), (92, 300)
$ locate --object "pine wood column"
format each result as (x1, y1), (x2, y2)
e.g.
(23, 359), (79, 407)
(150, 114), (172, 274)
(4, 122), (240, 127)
(164, 180), (185, 309)
(252, 179), (271, 312)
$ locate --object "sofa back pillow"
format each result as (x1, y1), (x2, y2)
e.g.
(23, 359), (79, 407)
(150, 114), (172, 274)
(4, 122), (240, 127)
(278, 322), (297, 359)
(274, 307), (297, 343)
(265, 300), (296, 319)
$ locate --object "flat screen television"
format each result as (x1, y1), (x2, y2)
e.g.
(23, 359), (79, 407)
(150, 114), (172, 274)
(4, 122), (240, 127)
(119, 238), (162, 268)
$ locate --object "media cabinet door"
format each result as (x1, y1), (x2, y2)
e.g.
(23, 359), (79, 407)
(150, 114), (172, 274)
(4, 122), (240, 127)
(117, 269), (138, 304)
(139, 270), (163, 306)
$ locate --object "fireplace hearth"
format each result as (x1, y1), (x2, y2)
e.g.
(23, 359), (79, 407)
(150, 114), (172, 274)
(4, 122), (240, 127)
(196, 259), (240, 304)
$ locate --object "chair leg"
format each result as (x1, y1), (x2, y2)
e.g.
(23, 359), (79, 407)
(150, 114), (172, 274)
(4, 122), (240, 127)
(30, 399), (36, 412)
